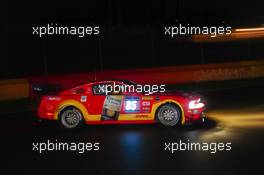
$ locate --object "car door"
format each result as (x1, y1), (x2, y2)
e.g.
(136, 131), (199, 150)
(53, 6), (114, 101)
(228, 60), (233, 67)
(118, 91), (153, 121)
(87, 82), (125, 121)
(86, 83), (109, 115)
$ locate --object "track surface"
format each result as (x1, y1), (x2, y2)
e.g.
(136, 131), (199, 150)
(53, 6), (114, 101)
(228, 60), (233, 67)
(3, 86), (264, 175)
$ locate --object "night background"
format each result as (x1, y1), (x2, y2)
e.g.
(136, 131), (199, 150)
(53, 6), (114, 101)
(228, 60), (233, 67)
(2, 1), (264, 175)
(1, 0), (264, 78)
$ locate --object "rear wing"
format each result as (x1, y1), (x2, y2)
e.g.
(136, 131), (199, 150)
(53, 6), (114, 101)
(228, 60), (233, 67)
(31, 84), (62, 96)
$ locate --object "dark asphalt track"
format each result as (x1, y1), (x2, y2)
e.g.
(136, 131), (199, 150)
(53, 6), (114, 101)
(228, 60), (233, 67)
(3, 86), (264, 175)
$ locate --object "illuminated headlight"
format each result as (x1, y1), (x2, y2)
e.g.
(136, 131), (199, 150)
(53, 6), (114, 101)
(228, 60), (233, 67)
(188, 98), (205, 109)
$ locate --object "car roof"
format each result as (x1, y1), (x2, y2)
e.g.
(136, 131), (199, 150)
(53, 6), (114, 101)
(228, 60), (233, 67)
(86, 79), (138, 86)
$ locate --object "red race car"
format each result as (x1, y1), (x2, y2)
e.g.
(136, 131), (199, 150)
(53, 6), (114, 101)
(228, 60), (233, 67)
(38, 80), (206, 129)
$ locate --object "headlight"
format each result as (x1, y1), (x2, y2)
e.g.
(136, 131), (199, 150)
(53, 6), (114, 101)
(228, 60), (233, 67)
(188, 98), (205, 109)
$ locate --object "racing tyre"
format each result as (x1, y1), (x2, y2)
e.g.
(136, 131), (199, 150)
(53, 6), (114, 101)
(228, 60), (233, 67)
(58, 107), (84, 129)
(156, 104), (181, 127)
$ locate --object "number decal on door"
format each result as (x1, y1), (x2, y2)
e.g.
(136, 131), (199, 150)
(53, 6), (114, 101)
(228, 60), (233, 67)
(124, 96), (140, 112)
(125, 100), (137, 110)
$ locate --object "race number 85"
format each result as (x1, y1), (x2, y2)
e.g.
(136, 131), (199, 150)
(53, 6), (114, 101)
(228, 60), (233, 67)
(125, 100), (137, 110)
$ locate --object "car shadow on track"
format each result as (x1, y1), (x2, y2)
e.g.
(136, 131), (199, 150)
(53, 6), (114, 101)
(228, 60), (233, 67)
(32, 118), (218, 136)
(1, 111), (218, 137)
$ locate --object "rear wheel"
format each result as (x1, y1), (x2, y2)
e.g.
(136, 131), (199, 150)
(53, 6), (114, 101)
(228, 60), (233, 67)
(156, 104), (181, 127)
(58, 107), (84, 129)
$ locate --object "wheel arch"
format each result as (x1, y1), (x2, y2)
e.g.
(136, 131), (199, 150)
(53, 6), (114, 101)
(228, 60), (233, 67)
(153, 100), (185, 124)
(54, 100), (89, 121)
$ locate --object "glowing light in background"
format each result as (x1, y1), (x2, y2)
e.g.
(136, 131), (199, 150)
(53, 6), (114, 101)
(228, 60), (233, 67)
(200, 105), (264, 141)
(235, 27), (264, 32)
(207, 105), (264, 128)
(119, 131), (144, 164)
(192, 26), (264, 42)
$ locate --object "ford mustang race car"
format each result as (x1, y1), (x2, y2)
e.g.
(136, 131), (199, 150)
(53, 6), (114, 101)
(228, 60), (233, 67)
(38, 80), (206, 129)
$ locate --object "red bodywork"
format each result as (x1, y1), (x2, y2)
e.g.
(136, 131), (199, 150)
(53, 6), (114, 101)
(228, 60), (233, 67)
(38, 80), (206, 125)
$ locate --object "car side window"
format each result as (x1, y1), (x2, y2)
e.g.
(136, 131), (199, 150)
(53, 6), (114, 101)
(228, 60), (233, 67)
(93, 84), (106, 95)
(92, 83), (126, 95)
(93, 83), (115, 95)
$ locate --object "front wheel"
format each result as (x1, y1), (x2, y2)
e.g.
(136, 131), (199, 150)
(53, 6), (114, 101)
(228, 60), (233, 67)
(156, 104), (181, 127)
(58, 107), (84, 129)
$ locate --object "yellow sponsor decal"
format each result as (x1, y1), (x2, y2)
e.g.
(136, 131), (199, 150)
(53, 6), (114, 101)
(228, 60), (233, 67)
(54, 99), (101, 121)
(118, 114), (151, 120)
(142, 96), (153, 100)
(135, 114), (150, 118)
